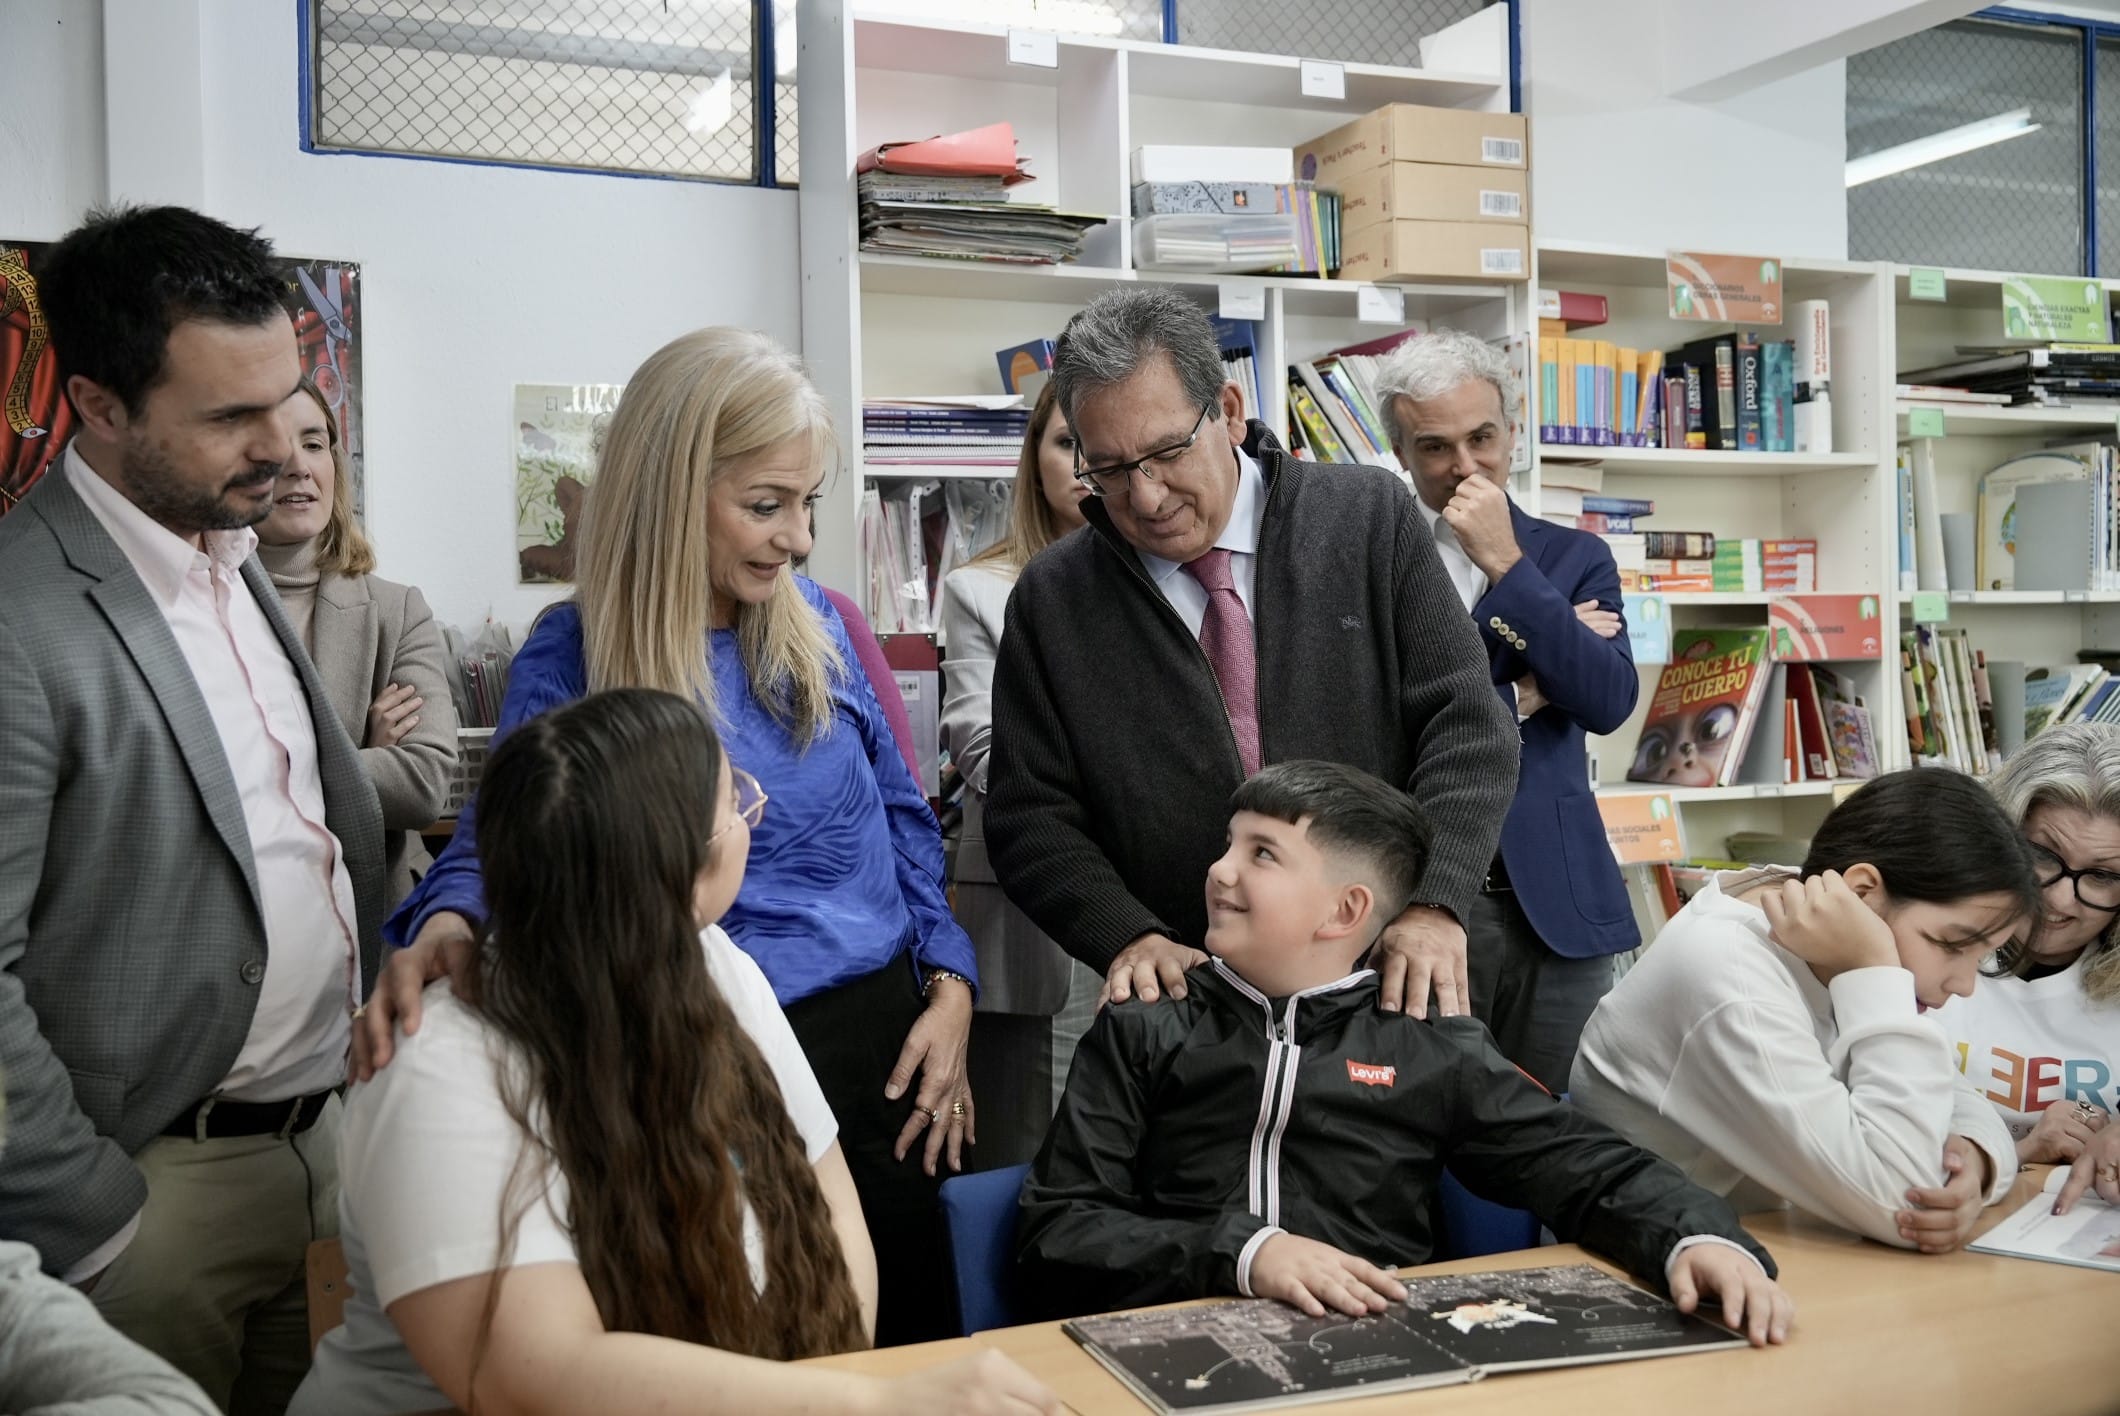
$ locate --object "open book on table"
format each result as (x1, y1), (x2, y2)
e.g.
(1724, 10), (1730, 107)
(1968, 1168), (2120, 1273)
(1062, 1263), (1745, 1415)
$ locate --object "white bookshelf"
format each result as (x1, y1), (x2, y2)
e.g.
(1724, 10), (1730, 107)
(798, 2), (1524, 597)
(1531, 242), (1896, 861)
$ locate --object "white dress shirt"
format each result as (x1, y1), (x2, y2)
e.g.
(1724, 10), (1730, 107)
(1138, 444), (1267, 639)
(1414, 496), (1488, 613)
(68, 447), (361, 1103)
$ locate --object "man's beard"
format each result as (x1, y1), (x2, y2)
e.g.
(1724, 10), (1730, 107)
(118, 438), (279, 535)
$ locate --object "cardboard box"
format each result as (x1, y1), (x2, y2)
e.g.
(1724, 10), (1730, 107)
(1334, 162), (1527, 227)
(1337, 220), (1529, 283)
(1295, 103), (1528, 184)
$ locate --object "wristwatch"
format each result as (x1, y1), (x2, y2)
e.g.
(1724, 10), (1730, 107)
(922, 968), (973, 999)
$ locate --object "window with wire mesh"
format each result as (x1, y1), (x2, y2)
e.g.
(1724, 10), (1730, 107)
(1847, 18), (2084, 275)
(311, 1), (770, 184)
(2096, 36), (2120, 278)
(772, 0), (797, 184)
(1176, 0), (1486, 69)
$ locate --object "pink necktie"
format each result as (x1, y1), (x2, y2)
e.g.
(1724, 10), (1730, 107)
(1184, 548), (1261, 776)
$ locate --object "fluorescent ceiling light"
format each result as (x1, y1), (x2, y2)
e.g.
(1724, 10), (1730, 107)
(1845, 108), (2040, 187)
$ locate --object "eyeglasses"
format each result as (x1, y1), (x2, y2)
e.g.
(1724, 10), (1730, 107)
(710, 766), (768, 843)
(1074, 402), (1215, 498)
(2029, 841), (2120, 912)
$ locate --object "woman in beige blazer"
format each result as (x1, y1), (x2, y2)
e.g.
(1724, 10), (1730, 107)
(257, 380), (457, 904)
(940, 381), (1103, 1166)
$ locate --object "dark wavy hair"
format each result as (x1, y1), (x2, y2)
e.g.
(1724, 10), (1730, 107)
(1802, 768), (2043, 935)
(464, 688), (866, 1372)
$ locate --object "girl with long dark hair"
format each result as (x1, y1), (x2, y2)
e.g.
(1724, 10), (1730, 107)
(293, 690), (1054, 1414)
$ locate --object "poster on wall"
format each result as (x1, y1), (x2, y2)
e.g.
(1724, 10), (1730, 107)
(516, 382), (622, 583)
(1, 241), (364, 518)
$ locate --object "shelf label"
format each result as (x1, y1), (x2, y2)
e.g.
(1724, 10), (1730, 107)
(1909, 267), (1947, 302)
(2065, 589), (2092, 602)
(1911, 591), (1950, 623)
(1949, 590), (1975, 602)
(1006, 28), (1059, 68)
(1216, 282), (1266, 321)
(1299, 59), (1346, 100)
(1667, 250), (1783, 324)
(1356, 284), (1406, 324)
(1754, 784), (1784, 799)
(1907, 406), (1946, 438)
(2001, 274), (2111, 343)
(1596, 792), (1683, 865)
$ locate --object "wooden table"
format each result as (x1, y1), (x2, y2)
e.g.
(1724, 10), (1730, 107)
(810, 1172), (2120, 1415)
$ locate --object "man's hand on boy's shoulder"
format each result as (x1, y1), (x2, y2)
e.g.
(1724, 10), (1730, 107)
(1667, 1243), (1794, 1347)
(1248, 1234), (1407, 1319)
(1101, 933), (1209, 1006)
(1374, 904), (1469, 1020)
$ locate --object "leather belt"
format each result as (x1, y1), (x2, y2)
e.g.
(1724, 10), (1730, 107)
(162, 1089), (334, 1142)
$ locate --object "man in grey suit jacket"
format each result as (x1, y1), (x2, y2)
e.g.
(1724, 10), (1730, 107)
(0, 206), (384, 1415)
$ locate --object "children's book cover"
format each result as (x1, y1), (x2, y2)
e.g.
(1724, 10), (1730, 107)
(1626, 629), (1773, 788)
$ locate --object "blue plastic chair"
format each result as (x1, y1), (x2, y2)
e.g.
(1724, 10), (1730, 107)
(938, 1162), (1033, 1335)
(1438, 1168), (1543, 1260)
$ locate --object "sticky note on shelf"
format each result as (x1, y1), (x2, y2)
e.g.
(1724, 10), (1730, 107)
(1357, 285), (1406, 324)
(1299, 59), (1345, 99)
(1911, 591), (1950, 623)
(1907, 407), (1945, 438)
(1217, 282), (1266, 321)
(1007, 29), (1058, 67)
(1909, 267), (1947, 302)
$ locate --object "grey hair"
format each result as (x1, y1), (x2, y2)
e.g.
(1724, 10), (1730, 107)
(1051, 287), (1229, 429)
(1372, 328), (1517, 449)
(1987, 721), (2120, 1001)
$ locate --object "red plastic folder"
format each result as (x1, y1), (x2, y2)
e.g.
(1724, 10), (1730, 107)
(856, 122), (1032, 183)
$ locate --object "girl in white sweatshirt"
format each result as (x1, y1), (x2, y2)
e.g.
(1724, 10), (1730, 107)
(1571, 770), (2040, 1252)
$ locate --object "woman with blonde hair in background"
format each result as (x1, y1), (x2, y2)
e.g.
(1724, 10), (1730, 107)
(358, 327), (983, 1346)
(257, 377), (457, 902)
(939, 379), (1103, 1165)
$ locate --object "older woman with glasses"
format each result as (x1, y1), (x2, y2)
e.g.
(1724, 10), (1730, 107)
(1941, 723), (2120, 1183)
(351, 328), (980, 1347)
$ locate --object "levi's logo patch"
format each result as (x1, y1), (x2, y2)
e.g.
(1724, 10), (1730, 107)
(1346, 1060), (1396, 1087)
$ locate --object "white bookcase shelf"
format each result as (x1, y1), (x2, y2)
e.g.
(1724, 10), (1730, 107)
(1894, 401), (2118, 435)
(802, 1), (1520, 600)
(1541, 446), (1877, 478)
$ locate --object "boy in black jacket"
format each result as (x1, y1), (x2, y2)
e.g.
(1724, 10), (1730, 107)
(1017, 762), (1794, 1345)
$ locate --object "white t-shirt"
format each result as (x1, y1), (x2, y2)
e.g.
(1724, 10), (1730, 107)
(1569, 869), (2016, 1249)
(1936, 947), (2120, 1139)
(291, 926), (838, 1416)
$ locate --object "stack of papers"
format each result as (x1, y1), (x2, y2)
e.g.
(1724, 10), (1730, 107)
(856, 122), (1106, 265)
(864, 395), (1029, 467)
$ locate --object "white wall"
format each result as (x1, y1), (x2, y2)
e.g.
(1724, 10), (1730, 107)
(3, 0), (801, 632)
(1521, 0), (1852, 260)
(0, 1), (107, 234)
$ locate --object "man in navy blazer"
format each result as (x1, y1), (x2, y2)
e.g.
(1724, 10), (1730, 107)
(1376, 330), (1639, 1090)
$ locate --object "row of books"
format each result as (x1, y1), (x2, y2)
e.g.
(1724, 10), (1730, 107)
(862, 396), (1029, 469)
(1625, 626), (1879, 789)
(1899, 438), (2120, 594)
(1900, 626), (2005, 776)
(1536, 307), (1831, 453)
(1609, 538), (1818, 594)
(1900, 342), (2120, 409)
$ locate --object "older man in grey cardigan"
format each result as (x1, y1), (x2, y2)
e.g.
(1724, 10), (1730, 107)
(985, 288), (1518, 1018)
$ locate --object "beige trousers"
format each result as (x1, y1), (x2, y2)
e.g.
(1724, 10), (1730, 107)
(91, 1096), (341, 1416)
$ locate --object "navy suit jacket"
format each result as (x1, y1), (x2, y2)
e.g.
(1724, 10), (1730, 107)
(1472, 501), (1640, 959)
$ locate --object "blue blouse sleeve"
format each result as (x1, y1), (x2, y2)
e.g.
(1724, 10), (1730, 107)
(814, 587), (981, 995)
(381, 608), (591, 950)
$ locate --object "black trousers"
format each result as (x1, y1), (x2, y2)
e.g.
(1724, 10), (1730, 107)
(965, 1011), (1056, 1171)
(1464, 882), (1618, 1095)
(784, 955), (954, 1346)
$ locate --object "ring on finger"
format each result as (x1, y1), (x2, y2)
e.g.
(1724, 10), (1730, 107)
(2074, 1100), (2103, 1125)
(914, 1105), (938, 1123)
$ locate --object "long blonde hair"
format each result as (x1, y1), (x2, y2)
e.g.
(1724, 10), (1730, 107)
(574, 328), (843, 745)
(970, 380), (1075, 576)
(293, 378), (376, 577)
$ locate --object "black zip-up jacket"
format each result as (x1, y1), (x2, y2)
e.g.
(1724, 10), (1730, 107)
(1016, 959), (1775, 1320)
(985, 423), (1519, 972)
